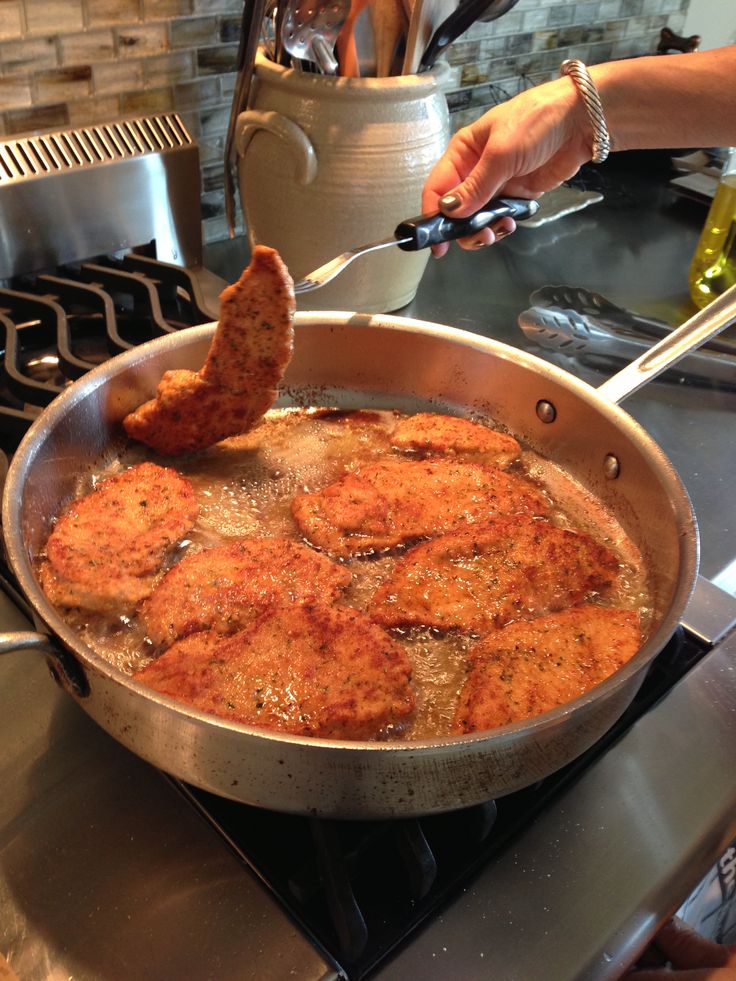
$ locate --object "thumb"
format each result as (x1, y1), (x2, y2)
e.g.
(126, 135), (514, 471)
(437, 149), (515, 217)
(438, 176), (499, 219)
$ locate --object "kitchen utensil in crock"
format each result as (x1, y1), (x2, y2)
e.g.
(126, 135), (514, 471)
(350, 1), (378, 76)
(293, 196), (539, 293)
(1, 282), (735, 818)
(223, 0), (267, 238)
(281, 0), (350, 73)
(418, 0), (520, 70)
(402, 0), (454, 75)
(371, 0), (408, 76)
(336, 0), (373, 76)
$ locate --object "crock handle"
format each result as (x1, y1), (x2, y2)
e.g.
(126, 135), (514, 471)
(235, 110), (318, 186)
(597, 283), (736, 404)
(0, 630), (89, 696)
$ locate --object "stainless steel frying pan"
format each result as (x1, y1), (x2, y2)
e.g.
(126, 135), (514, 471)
(1, 286), (734, 818)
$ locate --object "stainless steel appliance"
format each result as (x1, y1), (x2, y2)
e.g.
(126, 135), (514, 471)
(1, 124), (735, 981)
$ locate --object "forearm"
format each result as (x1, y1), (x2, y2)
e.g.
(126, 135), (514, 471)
(589, 46), (736, 152)
(422, 43), (736, 249)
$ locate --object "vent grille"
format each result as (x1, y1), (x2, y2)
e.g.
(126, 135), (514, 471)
(0, 113), (193, 183)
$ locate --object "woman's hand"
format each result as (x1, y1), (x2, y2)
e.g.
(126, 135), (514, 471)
(422, 76), (593, 255)
(623, 917), (736, 979)
(421, 46), (736, 257)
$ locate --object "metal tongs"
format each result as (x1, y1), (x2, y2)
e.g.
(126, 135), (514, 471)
(293, 196), (540, 294)
(518, 284), (736, 386)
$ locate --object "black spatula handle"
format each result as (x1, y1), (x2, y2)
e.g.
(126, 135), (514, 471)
(395, 197), (540, 251)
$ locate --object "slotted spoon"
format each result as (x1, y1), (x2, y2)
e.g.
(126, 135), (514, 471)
(282, 0), (351, 73)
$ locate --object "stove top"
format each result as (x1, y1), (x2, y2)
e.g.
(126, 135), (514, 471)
(0, 265), (734, 977)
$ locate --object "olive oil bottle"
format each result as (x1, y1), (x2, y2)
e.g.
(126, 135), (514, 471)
(688, 149), (736, 309)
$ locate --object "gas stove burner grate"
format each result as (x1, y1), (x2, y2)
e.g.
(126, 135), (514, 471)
(0, 251), (216, 446)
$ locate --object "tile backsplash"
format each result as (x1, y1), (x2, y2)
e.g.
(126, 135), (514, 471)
(0, 0), (691, 244)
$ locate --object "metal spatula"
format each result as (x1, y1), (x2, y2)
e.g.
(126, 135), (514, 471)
(293, 196), (539, 294)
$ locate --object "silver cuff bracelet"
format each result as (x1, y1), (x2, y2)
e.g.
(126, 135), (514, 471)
(560, 59), (611, 164)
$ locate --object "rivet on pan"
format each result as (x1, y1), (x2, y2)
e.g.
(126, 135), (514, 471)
(536, 399), (556, 423)
(603, 454), (620, 479)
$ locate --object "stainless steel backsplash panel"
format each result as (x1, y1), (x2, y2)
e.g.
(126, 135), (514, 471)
(0, 114), (203, 278)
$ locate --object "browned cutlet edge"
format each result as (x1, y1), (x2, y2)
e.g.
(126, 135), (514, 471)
(140, 537), (352, 648)
(368, 514), (620, 632)
(134, 603), (416, 739)
(391, 413), (520, 467)
(453, 605), (642, 732)
(40, 462), (198, 614)
(123, 245), (295, 455)
(291, 458), (549, 557)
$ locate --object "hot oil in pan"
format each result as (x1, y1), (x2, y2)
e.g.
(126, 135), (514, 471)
(58, 407), (652, 741)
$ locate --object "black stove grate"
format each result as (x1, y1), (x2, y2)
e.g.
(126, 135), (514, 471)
(176, 626), (710, 981)
(0, 251), (213, 445)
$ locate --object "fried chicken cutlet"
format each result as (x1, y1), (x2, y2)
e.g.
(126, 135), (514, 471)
(291, 458), (548, 558)
(453, 605), (642, 732)
(369, 514), (620, 633)
(40, 462), (198, 614)
(123, 246), (295, 455)
(140, 538), (351, 648)
(391, 413), (520, 468)
(134, 603), (415, 739)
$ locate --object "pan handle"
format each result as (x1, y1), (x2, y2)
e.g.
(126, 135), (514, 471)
(0, 630), (90, 697)
(0, 630), (53, 655)
(596, 283), (736, 404)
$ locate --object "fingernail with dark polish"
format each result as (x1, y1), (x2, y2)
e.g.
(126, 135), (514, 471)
(471, 239), (487, 249)
(439, 193), (462, 212)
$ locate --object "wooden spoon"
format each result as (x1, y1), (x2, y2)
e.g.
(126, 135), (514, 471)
(336, 0), (373, 77)
(401, 0), (454, 74)
(371, 0), (409, 76)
